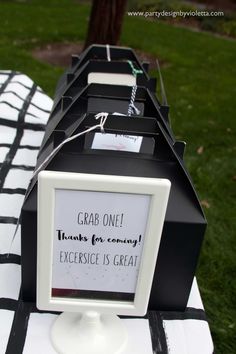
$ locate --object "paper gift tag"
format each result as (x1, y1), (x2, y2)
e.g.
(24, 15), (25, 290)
(91, 113), (143, 153)
(91, 133), (143, 153)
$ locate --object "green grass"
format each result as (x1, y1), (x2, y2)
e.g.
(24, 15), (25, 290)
(0, 1), (235, 353)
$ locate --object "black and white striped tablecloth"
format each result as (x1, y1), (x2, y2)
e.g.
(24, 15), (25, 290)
(0, 71), (214, 354)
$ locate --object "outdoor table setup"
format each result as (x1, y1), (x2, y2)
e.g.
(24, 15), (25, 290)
(0, 45), (214, 353)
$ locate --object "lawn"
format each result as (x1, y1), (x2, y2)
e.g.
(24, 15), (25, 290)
(0, 0), (235, 353)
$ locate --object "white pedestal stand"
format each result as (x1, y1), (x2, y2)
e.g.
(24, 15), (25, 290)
(51, 311), (128, 354)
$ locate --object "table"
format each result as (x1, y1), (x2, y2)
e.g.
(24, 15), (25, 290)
(0, 71), (214, 354)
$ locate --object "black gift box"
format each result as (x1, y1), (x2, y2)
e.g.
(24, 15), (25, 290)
(39, 83), (172, 160)
(51, 59), (156, 118)
(55, 44), (152, 98)
(71, 44), (149, 74)
(21, 113), (206, 310)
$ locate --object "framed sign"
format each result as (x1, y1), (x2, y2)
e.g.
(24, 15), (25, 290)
(37, 171), (170, 316)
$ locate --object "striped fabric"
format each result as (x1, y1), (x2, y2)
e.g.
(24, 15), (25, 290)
(0, 71), (214, 354)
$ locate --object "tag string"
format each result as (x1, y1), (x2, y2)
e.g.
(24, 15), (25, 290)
(156, 59), (167, 106)
(33, 112), (109, 178)
(106, 44), (111, 62)
(8, 112), (109, 254)
(128, 85), (139, 116)
(127, 60), (143, 77)
(127, 61), (143, 116)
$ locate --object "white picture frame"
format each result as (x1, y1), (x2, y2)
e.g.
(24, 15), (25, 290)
(37, 171), (170, 316)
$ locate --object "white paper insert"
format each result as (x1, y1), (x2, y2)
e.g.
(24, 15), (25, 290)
(88, 72), (136, 87)
(92, 133), (143, 153)
(91, 112), (143, 153)
(52, 189), (151, 294)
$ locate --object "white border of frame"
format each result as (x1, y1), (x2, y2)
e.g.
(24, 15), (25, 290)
(37, 171), (170, 316)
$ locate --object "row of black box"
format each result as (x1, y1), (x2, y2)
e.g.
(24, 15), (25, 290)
(21, 44), (206, 311)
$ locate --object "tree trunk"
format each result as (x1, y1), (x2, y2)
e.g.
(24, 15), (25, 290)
(84, 0), (127, 49)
